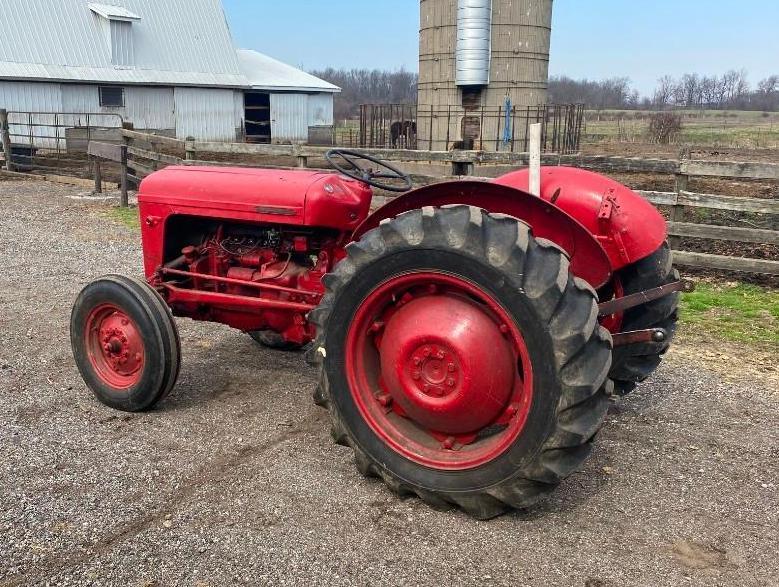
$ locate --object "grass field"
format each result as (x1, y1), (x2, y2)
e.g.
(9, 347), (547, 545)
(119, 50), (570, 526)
(680, 281), (779, 346)
(582, 109), (779, 149)
(107, 205), (140, 230)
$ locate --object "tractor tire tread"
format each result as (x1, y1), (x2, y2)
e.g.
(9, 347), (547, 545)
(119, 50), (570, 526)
(610, 243), (680, 395)
(310, 206), (612, 519)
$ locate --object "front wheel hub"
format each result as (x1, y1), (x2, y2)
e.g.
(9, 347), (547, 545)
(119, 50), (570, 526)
(380, 295), (514, 434)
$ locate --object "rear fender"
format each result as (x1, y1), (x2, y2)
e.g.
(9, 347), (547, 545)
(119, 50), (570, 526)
(352, 181), (612, 288)
(495, 167), (668, 271)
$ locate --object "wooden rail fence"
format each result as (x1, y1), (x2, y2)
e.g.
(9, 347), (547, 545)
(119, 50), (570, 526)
(5, 127), (777, 276)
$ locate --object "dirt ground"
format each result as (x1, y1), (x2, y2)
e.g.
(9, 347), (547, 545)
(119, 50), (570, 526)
(0, 180), (777, 587)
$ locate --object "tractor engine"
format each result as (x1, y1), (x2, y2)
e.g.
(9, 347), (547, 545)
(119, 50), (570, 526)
(157, 222), (334, 345)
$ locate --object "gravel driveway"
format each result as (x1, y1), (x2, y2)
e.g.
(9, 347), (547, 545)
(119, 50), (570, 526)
(0, 179), (776, 587)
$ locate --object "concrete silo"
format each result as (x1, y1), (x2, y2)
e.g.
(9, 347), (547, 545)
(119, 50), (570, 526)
(417, 0), (554, 151)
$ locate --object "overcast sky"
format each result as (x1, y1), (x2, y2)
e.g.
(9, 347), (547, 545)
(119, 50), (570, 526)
(222, 0), (779, 94)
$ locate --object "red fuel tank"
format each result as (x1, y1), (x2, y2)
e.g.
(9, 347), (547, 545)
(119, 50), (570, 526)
(138, 166), (373, 231)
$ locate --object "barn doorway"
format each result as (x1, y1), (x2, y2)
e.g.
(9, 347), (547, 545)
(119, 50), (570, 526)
(244, 92), (271, 143)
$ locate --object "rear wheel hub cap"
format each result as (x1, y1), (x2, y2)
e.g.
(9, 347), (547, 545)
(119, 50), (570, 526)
(380, 295), (515, 435)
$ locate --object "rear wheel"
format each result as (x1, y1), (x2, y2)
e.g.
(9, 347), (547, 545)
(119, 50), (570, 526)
(608, 243), (679, 395)
(71, 275), (181, 412)
(310, 206), (613, 519)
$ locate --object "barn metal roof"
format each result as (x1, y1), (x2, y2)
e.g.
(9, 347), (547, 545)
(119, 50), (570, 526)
(237, 50), (340, 94)
(0, 0), (247, 87)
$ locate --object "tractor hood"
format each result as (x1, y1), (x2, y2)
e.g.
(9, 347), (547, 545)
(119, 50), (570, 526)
(138, 166), (372, 231)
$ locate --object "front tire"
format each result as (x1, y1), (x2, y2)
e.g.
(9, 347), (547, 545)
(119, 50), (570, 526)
(310, 206), (613, 519)
(71, 275), (181, 412)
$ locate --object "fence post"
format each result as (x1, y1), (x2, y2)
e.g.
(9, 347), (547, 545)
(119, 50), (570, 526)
(670, 173), (688, 250)
(93, 157), (102, 194)
(119, 145), (129, 208)
(185, 138), (195, 162)
(0, 109), (14, 172)
(529, 123), (542, 197)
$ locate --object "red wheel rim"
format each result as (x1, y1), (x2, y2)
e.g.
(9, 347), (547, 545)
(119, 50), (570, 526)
(345, 272), (533, 471)
(84, 304), (145, 389)
(600, 276), (625, 334)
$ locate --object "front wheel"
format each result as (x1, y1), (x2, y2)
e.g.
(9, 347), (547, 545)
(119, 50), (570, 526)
(310, 206), (613, 519)
(71, 275), (181, 412)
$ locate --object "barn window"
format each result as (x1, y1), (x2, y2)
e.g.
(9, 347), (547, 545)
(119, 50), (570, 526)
(99, 86), (125, 108)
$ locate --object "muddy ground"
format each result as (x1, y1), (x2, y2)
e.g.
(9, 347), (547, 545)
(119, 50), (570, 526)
(0, 180), (777, 587)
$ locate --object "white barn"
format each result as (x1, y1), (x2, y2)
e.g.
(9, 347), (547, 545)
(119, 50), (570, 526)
(0, 0), (339, 144)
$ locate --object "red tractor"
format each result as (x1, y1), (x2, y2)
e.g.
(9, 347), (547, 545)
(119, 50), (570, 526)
(71, 151), (684, 519)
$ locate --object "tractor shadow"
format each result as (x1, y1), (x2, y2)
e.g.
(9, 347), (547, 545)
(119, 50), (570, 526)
(159, 324), (317, 415)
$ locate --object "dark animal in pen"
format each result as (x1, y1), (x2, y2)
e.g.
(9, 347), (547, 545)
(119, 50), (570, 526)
(391, 121), (417, 148)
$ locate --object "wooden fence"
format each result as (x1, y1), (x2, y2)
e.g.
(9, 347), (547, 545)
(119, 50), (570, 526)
(7, 127), (778, 276)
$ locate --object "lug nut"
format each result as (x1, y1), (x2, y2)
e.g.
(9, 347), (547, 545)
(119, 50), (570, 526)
(412, 371), (421, 380)
(423, 347), (431, 357)
(121, 319), (129, 326)
(413, 357), (421, 366)
(447, 378), (456, 387)
(448, 363), (456, 372)
(375, 393), (392, 408)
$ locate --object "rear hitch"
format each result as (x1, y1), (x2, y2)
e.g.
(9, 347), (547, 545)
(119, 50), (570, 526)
(599, 279), (695, 317)
(612, 328), (668, 347)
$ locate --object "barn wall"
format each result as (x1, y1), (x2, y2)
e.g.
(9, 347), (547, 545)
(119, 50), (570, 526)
(307, 93), (334, 126)
(270, 93), (308, 143)
(233, 90), (245, 139)
(174, 87), (237, 141)
(61, 85), (175, 131)
(0, 81), (62, 148)
(0, 80), (62, 111)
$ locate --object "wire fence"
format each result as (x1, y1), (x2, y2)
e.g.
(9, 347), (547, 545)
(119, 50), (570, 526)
(354, 103), (584, 154)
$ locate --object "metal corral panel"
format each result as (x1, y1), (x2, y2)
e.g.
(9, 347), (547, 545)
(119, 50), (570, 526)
(0, 0), (245, 87)
(61, 85), (175, 132)
(456, 0), (492, 86)
(174, 87), (237, 141)
(307, 94), (334, 126)
(270, 94), (309, 143)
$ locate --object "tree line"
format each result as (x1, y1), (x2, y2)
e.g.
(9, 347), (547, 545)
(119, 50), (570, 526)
(549, 71), (779, 111)
(312, 67), (779, 118)
(310, 68), (418, 121)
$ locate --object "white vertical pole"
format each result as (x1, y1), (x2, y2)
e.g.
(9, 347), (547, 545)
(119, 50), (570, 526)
(529, 123), (542, 197)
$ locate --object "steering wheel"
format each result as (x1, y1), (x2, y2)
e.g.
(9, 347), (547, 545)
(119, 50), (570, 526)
(325, 149), (413, 193)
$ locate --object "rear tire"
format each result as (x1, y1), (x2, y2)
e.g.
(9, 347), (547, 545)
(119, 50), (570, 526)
(609, 243), (679, 395)
(310, 206), (613, 519)
(71, 275), (181, 412)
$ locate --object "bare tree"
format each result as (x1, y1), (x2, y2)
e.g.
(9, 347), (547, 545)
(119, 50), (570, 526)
(653, 75), (674, 108)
